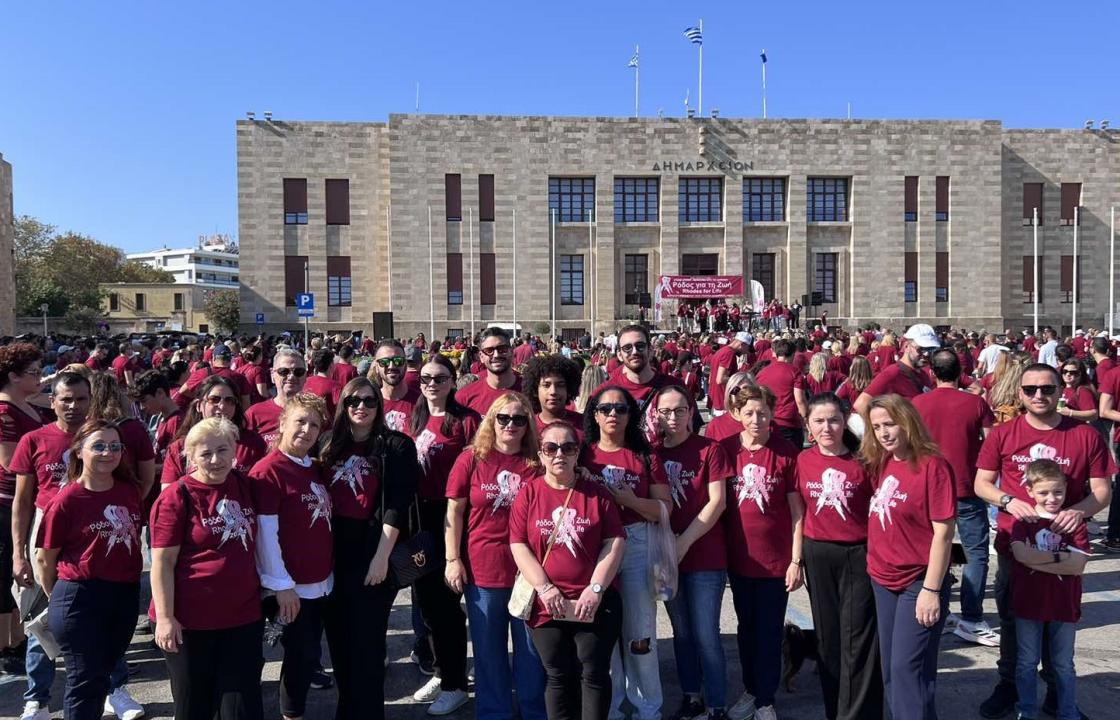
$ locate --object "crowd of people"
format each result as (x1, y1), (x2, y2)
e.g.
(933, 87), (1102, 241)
(0, 315), (1116, 720)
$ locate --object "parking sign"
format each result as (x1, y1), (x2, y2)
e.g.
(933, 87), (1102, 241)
(255, 313), (265, 325)
(296, 293), (314, 318)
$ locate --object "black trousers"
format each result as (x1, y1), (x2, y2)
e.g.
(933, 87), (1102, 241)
(264, 594), (326, 717)
(48, 579), (139, 720)
(414, 499), (469, 691)
(530, 588), (622, 720)
(324, 517), (399, 720)
(164, 620), (264, 720)
(803, 538), (883, 720)
(728, 575), (786, 708)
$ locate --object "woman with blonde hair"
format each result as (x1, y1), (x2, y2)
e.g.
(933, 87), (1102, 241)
(576, 363), (607, 413)
(806, 352), (842, 397)
(837, 356), (873, 411)
(871, 333), (897, 375)
(445, 391), (547, 720)
(860, 394), (955, 720)
(986, 352), (1032, 425)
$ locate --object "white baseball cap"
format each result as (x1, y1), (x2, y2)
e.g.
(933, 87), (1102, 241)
(903, 323), (941, 349)
(733, 331), (752, 344)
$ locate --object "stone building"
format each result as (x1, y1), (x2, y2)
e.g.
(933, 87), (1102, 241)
(0, 153), (15, 336)
(99, 282), (213, 334)
(237, 115), (1119, 339)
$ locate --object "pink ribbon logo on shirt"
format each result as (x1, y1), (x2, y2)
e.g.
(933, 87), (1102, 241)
(663, 460), (686, 507)
(815, 468), (851, 520)
(551, 505), (583, 557)
(869, 475), (900, 529)
(102, 505), (138, 555)
(216, 498), (254, 550)
(736, 463), (772, 513)
(491, 470), (523, 514)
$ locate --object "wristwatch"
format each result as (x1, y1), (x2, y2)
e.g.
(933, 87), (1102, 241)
(591, 583), (604, 594)
(998, 494), (1013, 510)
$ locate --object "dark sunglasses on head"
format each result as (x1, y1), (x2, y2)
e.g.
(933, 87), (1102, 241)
(343, 396), (378, 410)
(495, 413), (529, 428)
(619, 342), (649, 355)
(480, 344), (512, 356)
(376, 357), (406, 368)
(420, 374), (451, 386)
(540, 441), (580, 457)
(275, 367), (307, 378)
(596, 402), (630, 416)
(1021, 384), (1058, 397)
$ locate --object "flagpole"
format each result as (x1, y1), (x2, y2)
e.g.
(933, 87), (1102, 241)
(697, 19), (703, 116)
(1072, 206), (1079, 332)
(512, 208), (517, 333)
(386, 204), (393, 312)
(1110, 205), (1116, 338)
(634, 45), (640, 117)
(761, 49), (767, 119)
(428, 205), (435, 341)
(1033, 206), (1039, 335)
(550, 209), (557, 340)
(468, 207), (475, 339)
(588, 208), (594, 331)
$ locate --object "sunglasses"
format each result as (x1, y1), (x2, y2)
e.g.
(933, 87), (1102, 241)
(1062, 369), (1079, 376)
(275, 367), (307, 378)
(420, 374), (452, 386)
(495, 413), (529, 428)
(619, 342), (649, 355)
(1021, 384), (1058, 397)
(376, 357), (406, 368)
(480, 344), (511, 356)
(343, 396), (378, 410)
(89, 441), (124, 454)
(540, 441), (580, 457)
(204, 396), (236, 406)
(596, 402), (630, 416)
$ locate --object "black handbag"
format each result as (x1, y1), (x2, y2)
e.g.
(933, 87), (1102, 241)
(387, 499), (439, 588)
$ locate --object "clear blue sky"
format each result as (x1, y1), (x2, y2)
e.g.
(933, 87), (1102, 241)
(3, 0), (1115, 253)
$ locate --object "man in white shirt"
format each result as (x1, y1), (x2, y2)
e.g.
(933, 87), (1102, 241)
(976, 334), (1009, 376)
(1036, 326), (1060, 368)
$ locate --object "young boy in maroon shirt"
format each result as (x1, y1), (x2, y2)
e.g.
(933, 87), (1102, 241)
(1009, 460), (1090, 720)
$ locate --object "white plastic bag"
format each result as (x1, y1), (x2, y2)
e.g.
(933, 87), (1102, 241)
(648, 503), (679, 602)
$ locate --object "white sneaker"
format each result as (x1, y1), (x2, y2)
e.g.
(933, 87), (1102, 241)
(426, 689), (469, 716)
(105, 687), (146, 720)
(753, 706), (777, 720)
(20, 701), (50, 720)
(954, 618), (1000, 647)
(943, 612), (960, 635)
(728, 691), (757, 720)
(413, 675), (443, 703)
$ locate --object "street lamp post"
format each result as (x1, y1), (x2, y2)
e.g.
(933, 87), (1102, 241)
(40, 304), (48, 336)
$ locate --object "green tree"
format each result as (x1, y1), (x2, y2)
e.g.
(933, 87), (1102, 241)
(203, 290), (240, 334)
(118, 259), (175, 283)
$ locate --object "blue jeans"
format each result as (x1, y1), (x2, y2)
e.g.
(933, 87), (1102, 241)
(665, 570), (727, 709)
(610, 523), (662, 720)
(956, 497), (991, 622)
(464, 585), (547, 720)
(1015, 619), (1077, 720)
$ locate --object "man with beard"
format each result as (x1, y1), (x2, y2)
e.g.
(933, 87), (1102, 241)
(372, 340), (420, 433)
(243, 348), (307, 446)
(596, 325), (681, 407)
(852, 323), (940, 416)
(455, 327), (522, 415)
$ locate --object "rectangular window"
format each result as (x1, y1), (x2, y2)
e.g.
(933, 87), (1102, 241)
(614, 177), (659, 222)
(807, 178), (849, 222)
(682, 253), (719, 276)
(936, 251), (949, 302)
(447, 329), (465, 340)
(935, 176), (949, 221)
(904, 176), (918, 222)
(283, 178), (308, 225)
(1060, 255), (1081, 303)
(679, 177), (723, 222)
(561, 328), (586, 343)
(624, 254), (648, 305)
(752, 253), (775, 301)
(549, 177), (595, 222)
(327, 256), (352, 307)
(1061, 183), (1081, 226)
(445, 174), (462, 221)
(560, 255), (584, 305)
(1023, 182), (1044, 225)
(325, 179), (350, 225)
(173, 292), (184, 311)
(480, 252), (496, 306)
(135, 293), (146, 311)
(904, 252), (918, 303)
(109, 293), (119, 312)
(1023, 255), (1044, 303)
(446, 253), (463, 304)
(479, 174), (495, 222)
(815, 253), (838, 303)
(744, 178), (786, 222)
(284, 255), (307, 307)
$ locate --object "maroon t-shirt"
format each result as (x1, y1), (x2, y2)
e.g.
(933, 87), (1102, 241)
(703, 412), (742, 442)
(0, 402), (48, 506)
(239, 364), (270, 404)
(9, 423), (74, 511)
(509, 478), (623, 627)
(111, 355), (139, 384)
(1010, 518), (1090, 623)
(304, 375), (342, 418)
(720, 434), (798, 578)
(244, 399), (284, 446)
(411, 412), (481, 501)
(871, 346), (897, 374)
(578, 444), (669, 526)
(596, 370), (681, 406)
(657, 434), (734, 572)
(154, 411), (184, 462)
(150, 473), (261, 630)
(795, 445), (872, 543)
(805, 371), (844, 398)
(382, 387), (421, 433)
(39, 480), (143, 583)
(866, 455), (956, 591)
(512, 344), (536, 366)
(1100, 370), (1120, 441)
(160, 432), (268, 487)
(827, 354), (853, 377)
(456, 374), (524, 416)
(323, 446), (381, 521)
(185, 367), (252, 400)
(1096, 356), (1116, 386)
(1061, 385), (1096, 414)
(862, 362), (932, 401)
(329, 362), (358, 387)
(85, 355), (108, 372)
(756, 361), (806, 429)
(116, 416), (157, 479)
(708, 346), (738, 412)
(912, 387), (995, 499)
(446, 449), (540, 588)
(249, 450), (333, 584)
(835, 380), (861, 408)
(534, 410), (585, 441)
(976, 415), (1115, 553)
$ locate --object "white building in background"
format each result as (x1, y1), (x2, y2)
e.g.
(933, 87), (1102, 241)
(128, 235), (241, 289)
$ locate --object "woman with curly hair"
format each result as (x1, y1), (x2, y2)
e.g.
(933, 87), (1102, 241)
(523, 355), (583, 436)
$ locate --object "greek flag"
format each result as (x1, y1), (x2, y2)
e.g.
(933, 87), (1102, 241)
(760, 50), (767, 63)
(684, 26), (703, 45)
(628, 52), (639, 68)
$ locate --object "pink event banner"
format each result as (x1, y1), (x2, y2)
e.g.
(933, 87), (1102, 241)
(655, 275), (745, 298)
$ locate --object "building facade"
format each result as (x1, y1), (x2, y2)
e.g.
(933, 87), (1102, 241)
(127, 237), (240, 288)
(237, 115), (1119, 339)
(0, 153), (15, 336)
(99, 283), (213, 334)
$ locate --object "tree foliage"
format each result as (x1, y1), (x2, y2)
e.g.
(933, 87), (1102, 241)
(203, 290), (240, 334)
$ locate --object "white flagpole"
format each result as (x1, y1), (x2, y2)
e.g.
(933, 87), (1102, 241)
(697, 19), (703, 116)
(550, 209), (557, 339)
(469, 207), (475, 339)
(634, 45), (640, 118)
(588, 208), (594, 329)
(512, 208), (517, 332)
(1033, 206), (1039, 335)
(386, 204), (392, 311)
(428, 205), (435, 341)
(762, 50), (767, 119)
(1110, 205), (1116, 338)
(1072, 206), (1079, 332)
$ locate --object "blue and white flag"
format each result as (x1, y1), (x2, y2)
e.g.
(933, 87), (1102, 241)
(760, 50), (767, 63)
(684, 26), (703, 45)
(628, 52), (639, 68)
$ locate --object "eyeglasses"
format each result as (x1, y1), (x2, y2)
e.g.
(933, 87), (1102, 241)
(657, 407), (690, 418)
(420, 374), (452, 386)
(619, 342), (648, 355)
(275, 367), (307, 378)
(376, 357), (406, 368)
(480, 344), (511, 356)
(204, 396), (236, 406)
(495, 413), (529, 428)
(596, 402), (630, 416)
(540, 441), (580, 457)
(1021, 384), (1058, 397)
(343, 396), (378, 409)
(1062, 369), (1079, 376)
(89, 441), (124, 454)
